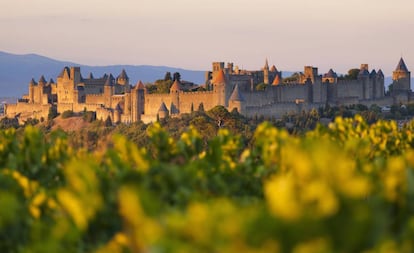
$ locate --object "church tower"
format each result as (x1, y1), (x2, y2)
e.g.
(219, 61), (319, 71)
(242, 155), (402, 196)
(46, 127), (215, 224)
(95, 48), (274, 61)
(263, 59), (270, 85)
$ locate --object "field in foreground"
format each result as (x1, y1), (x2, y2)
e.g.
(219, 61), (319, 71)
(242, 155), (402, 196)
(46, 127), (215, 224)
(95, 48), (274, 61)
(1, 116), (414, 252)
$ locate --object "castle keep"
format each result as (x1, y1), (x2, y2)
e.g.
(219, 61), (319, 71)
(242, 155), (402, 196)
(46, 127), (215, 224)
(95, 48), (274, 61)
(4, 58), (413, 123)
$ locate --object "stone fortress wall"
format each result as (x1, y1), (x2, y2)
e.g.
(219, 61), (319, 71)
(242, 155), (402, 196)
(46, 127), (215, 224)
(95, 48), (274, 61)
(4, 58), (413, 124)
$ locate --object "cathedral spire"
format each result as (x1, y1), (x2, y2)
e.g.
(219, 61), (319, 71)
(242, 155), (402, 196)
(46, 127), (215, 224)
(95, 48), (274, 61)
(264, 58), (269, 70)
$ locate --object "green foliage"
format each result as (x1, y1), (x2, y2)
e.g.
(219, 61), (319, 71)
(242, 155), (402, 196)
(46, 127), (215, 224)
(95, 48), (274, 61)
(2, 115), (414, 252)
(0, 117), (19, 129)
(173, 72), (181, 82)
(24, 117), (39, 126)
(282, 72), (300, 83)
(61, 110), (75, 119)
(104, 116), (112, 127)
(338, 68), (360, 80)
(164, 71), (172, 81)
(256, 82), (268, 91)
(48, 106), (58, 120)
(82, 111), (96, 123)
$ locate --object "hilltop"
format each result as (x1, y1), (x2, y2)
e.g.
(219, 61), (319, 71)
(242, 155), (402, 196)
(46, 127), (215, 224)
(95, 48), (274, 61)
(0, 51), (205, 97)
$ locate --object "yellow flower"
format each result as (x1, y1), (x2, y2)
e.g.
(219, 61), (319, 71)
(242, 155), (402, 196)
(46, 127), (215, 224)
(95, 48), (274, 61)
(265, 175), (301, 221)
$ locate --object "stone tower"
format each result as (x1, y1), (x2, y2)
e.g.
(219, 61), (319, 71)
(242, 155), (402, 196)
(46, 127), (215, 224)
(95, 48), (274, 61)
(170, 79), (181, 114)
(212, 70), (227, 106)
(212, 62), (225, 72)
(104, 74), (114, 108)
(28, 78), (37, 103)
(358, 64), (370, 100)
(131, 81), (146, 122)
(117, 69), (130, 92)
(392, 58), (411, 92)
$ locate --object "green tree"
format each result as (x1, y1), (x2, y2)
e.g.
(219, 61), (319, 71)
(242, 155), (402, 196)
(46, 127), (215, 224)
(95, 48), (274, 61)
(173, 72), (181, 82)
(256, 82), (267, 91)
(48, 106), (58, 120)
(346, 68), (360, 80)
(104, 116), (112, 127)
(0, 117), (19, 129)
(164, 72), (172, 81)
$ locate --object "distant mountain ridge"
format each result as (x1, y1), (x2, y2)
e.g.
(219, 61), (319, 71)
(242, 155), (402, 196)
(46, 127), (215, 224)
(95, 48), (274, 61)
(0, 51), (406, 98)
(0, 51), (205, 97)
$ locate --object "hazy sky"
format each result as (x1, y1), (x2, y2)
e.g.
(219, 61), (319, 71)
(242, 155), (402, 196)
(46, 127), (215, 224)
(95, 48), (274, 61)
(1, 0), (413, 75)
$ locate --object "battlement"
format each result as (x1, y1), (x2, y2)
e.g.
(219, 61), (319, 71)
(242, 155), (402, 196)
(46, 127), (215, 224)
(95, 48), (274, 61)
(6, 59), (408, 123)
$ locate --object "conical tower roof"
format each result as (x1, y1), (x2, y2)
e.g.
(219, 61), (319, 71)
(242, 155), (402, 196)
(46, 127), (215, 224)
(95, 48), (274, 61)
(270, 65), (277, 72)
(158, 102), (169, 113)
(29, 78), (37, 86)
(47, 78), (55, 84)
(229, 84), (245, 101)
(136, 80), (145, 90)
(88, 72), (94, 79)
(377, 69), (384, 78)
(370, 69), (377, 77)
(118, 69), (129, 80)
(272, 74), (281, 85)
(58, 67), (70, 78)
(170, 79), (181, 92)
(105, 74), (114, 86)
(395, 57), (409, 72)
(38, 75), (47, 84)
(324, 69), (337, 78)
(212, 70), (226, 84)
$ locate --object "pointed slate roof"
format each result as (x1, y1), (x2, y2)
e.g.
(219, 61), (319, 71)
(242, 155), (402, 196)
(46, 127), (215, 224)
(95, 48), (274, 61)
(270, 65), (277, 72)
(272, 74), (281, 85)
(229, 84), (245, 101)
(118, 69), (129, 80)
(369, 69), (377, 77)
(377, 69), (384, 78)
(29, 78), (37, 86)
(58, 66), (70, 78)
(88, 72), (94, 79)
(324, 69), (337, 78)
(395, 57), (409, 72)
(48, 78), (55, 84)
(170, 79), (181, 92)
(358, 69), (370, 76)
(38, 75), (47, 84)
(104, 74), (114, 86)
(136, 80), (145, 90)
(212, 70), (226, 84)
(158, 102), (169, 113)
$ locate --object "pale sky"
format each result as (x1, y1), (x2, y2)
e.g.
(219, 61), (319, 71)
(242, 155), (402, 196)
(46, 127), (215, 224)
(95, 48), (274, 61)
(1, 0), (413, 75)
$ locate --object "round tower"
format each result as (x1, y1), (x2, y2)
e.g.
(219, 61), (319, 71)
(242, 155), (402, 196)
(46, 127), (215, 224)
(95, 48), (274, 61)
(29, 78), (36, 103)
(212, 70), (227, 106)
